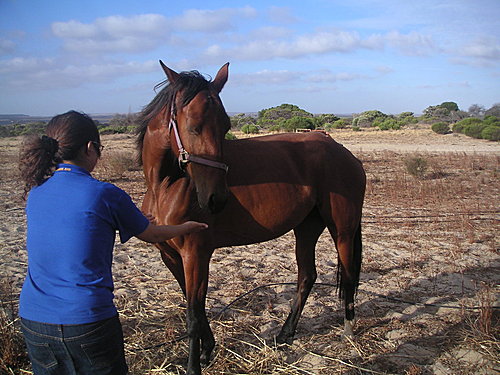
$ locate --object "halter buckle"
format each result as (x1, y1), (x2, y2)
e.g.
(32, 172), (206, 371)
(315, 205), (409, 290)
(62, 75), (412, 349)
(179, 150), (190, 169)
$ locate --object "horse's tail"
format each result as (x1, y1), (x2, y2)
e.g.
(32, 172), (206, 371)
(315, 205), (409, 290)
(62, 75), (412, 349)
(337, 222), (363, 299)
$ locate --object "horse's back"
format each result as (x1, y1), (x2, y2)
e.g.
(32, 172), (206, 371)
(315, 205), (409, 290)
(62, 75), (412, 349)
(213, 132), (365, 246)
(224, 132), (364, 188)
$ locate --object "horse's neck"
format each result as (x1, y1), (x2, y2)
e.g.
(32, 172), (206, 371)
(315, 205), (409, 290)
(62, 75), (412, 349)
(143, 125), (189, 189)
(142, 111), (174, 186)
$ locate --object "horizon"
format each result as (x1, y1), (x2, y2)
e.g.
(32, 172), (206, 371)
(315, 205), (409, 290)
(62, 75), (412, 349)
(1, 1), (499, 116)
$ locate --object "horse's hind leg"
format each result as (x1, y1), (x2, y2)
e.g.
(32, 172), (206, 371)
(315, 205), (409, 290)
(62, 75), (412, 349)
(277, 210), (325, 345)
(329, 223), (362, 338)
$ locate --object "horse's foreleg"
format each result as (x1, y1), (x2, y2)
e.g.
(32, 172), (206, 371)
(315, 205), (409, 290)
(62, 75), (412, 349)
(183, 252), (214, 375)
(158, 243), (186, 295)
(277, 215), (324, 345)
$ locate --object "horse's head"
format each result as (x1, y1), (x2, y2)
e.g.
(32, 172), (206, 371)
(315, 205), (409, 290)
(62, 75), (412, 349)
(160, 61), (230, 214)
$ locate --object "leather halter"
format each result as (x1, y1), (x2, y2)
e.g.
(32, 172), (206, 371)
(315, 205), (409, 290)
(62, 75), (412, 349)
(168, 107), (229, 173)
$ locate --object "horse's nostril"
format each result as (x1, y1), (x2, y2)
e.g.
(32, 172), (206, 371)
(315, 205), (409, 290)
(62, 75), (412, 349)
(208, 193), (227, 214)
(208, 194), (218, 214)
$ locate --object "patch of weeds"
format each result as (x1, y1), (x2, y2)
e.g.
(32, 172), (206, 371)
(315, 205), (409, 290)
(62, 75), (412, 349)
(404, 155), (428, 179)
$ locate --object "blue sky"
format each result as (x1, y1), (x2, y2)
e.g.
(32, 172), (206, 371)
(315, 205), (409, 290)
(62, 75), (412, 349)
(1, 0), (499, 116)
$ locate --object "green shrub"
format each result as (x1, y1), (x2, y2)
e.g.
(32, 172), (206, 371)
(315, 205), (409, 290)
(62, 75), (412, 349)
(483, 115), (499, 127)
(453, 118), (482, 134)
(481, 125), (500, 141)
(241, 124), (259, 134)
(325, 120), (347, 131)
(225, 132), (237, 140)
(99, 126), (132, 134)
(332, 119), (348, 129)
(375, 118), (401, 131)
(404, 156), (428, 179)
(283, 116), (315, 132)
(431, 122), (450, 134)
(463, 123), (487, 139)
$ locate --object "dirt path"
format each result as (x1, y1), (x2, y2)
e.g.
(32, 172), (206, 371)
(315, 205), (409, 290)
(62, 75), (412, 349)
(1, 129), (498, 374)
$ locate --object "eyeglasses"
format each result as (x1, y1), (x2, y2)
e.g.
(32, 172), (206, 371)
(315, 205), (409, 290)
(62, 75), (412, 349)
(91, 141), (104, 156)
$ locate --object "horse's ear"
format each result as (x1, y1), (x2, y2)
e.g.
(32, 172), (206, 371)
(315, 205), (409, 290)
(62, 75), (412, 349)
(159, 60), (179, 83)
(212, 62), (229, 93)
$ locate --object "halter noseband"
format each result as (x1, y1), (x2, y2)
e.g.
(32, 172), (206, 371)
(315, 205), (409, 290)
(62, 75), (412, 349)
(168, 107), (229, 173)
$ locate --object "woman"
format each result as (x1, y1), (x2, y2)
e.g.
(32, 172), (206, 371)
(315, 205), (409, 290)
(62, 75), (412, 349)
(18, 110), (207, 374)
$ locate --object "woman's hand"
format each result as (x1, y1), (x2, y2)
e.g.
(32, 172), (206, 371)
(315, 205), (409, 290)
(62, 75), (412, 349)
(136, 217), (208, 243)
(182, 221), (209, 233)
(144, 213), (157, 225)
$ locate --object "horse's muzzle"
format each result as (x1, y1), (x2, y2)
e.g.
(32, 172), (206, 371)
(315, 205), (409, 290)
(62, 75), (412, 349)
(207, 191), (228, 214)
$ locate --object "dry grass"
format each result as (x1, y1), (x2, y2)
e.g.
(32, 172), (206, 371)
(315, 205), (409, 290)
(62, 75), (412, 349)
(0, 279), (29, 374)
(0, 134), (498, 374)
(97, 150), (141, 180)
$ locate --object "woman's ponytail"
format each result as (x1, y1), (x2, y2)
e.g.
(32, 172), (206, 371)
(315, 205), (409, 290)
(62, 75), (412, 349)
(19, 135), (61, 199)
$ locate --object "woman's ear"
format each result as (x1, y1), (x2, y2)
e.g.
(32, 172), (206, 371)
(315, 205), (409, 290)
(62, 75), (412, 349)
(87, 141), (99, 155)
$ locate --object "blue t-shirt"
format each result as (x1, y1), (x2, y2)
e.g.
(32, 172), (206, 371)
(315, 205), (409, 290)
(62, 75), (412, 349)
(19, 164), (149, 324)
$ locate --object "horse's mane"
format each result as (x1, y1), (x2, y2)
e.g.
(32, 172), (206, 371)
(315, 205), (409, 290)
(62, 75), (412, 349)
(136, 70), (211, 164)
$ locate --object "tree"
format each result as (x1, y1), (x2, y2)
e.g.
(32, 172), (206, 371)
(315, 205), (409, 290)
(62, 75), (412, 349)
(422, 101), (461, 123)
(257, 104), (313, 129)
(468, 104), (485, 118)
(397, 112), (418, 126)
(352, 110), (387, 127)
(283, 116), (315, 132)
(230, 113), (256, 129)
(316, 113), (340, 127)
(241, 124), (259, 134)
(485, 103), (500, 117)
(439, 101), (459, 112)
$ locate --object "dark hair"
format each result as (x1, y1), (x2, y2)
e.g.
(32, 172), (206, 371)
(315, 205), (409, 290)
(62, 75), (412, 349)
(19, 111), (100, 198)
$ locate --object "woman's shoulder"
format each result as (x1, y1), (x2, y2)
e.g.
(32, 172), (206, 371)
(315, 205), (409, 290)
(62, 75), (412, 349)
(92, 178), (124, 194)
(91, 179), (130, 202)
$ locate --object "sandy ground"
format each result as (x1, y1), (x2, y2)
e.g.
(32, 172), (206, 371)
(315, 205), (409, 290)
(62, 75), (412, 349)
(1, 128), (499, 374)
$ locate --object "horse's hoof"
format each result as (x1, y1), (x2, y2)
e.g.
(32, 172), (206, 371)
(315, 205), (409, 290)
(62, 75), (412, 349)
(200, 353), (211, 366)
(276, 333), (293, 346)
(341, 319), (355, 340)
(186, 367), (201, 375)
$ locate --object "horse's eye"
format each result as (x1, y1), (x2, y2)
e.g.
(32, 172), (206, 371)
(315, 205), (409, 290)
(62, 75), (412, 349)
(188, 126), (201, 135)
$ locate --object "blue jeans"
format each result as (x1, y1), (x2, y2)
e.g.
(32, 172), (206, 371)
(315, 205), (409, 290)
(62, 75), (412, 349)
(20, 315), (128, 375)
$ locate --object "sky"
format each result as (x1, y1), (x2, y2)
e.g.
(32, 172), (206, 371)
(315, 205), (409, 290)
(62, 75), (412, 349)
(0, 0), (499, 117)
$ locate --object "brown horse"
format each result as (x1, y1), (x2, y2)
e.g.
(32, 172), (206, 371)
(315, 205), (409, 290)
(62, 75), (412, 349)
(137, 61), (366, 375)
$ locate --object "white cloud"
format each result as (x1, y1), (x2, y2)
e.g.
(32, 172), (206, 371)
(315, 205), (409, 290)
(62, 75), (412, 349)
(461, 38), (500, 60)
(202, 29), (435, 62)
(309, 71), (365, 83)
(172, 6), (257, 32)
(232, 69), (296, 85)
(250, 26), (292, 40)
(52, 14), (168, 39)
(52, 20), (98, 39)
(0, 38), (16, 55)
(375, 65), (394, 74)
(0, 57), (54, 73)
(267, 6), (298, 24)
(384, 31), (435, 56)
(51, 14), (170, 54)
(448, 37), (500, 67)
(0, 57), (157, 89)
(295, 31), (361, 54)
(49, 8), (259, 55)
